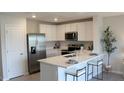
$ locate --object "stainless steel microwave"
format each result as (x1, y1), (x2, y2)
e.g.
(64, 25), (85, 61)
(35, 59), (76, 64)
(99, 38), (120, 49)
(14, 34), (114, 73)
(65, 32), (78, 41)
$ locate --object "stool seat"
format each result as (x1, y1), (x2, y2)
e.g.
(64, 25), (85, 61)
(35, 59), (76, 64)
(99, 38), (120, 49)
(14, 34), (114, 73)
(87, 58), (104, 80)
(65, 66), (86, 81)
(88, 60), (103, 65)
(65, 67), (86, 76)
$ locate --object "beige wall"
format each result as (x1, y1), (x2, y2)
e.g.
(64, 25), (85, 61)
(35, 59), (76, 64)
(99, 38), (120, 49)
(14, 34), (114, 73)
(26, 19), (40, 33)
(26, 19), (54, 34)
(103, 15), (124, 74)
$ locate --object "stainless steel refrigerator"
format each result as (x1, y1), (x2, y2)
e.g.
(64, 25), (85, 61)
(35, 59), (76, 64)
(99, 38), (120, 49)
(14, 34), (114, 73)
(27, 33), (46, 74)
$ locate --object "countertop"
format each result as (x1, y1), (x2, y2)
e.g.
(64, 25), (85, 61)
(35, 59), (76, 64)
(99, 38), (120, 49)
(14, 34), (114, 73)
(38, 50), (104, 68)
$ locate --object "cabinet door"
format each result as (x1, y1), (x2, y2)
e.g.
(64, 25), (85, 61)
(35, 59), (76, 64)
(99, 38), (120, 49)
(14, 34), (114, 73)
(85, 21), (93, 41)
(56, 24), (65, 40)
(46, 25), (51, 41)
(70, 23), (78, 32)
(78, 22), (86, 41)
(51, 25), (56, 41)
(65, 24), (71, 32)
(40, 24), (56, 41)
(39, 24), (47, 34)
(39, 24), (47, 41)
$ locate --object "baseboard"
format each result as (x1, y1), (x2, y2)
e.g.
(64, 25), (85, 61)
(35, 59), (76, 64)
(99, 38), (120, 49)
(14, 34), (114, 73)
(24, 72), (29, 75)
(111, 70), (123, 75)
(0, 77), (9, 81)
(0, 72), (29, 81)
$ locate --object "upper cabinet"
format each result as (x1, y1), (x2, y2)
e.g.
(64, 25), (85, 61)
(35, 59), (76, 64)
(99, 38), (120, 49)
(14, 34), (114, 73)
(84, 21), (93, 41)
(65, 23), (78, 32)
(65, 24), (70, 32)
(70, 23), (78, 32)
(78, 22), (86, 41)
(39, 24), (47, 34)
(40, 24), (56, 41)
(40, 21), (93, 41)
(78, 21), (93, 41)
(56, 24), (66, 41)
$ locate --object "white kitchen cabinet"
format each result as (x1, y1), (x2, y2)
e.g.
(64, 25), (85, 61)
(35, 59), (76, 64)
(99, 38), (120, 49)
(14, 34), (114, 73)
(77, 21), (93, 41)
(45, 25), (51, 41)
(39, 24), (56, 41)
(70, 23), (78, 32)
(40, 21), (93, 41)
(65, 23), (78, 32)
(84, 21), (93, 41)
(46, 25), (56, 41)
(39, 24), (47, 34)
(65, 24), (71, 32)
(51, 25), (57, 41)
(56, 24), (66, 41)
(77, 22), (86, 41)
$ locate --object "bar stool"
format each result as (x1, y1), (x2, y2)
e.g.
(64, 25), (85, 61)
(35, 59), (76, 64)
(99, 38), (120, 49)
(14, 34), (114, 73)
(65, 66), (86, 81)
(87, 57), (104, 81)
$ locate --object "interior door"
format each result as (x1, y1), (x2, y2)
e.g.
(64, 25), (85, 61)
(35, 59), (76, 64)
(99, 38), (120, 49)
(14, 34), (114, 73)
(5, 25), (26, 79)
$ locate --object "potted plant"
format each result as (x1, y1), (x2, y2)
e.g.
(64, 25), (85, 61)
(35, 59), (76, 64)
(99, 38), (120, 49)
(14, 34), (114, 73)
(102, 27), (117, 72)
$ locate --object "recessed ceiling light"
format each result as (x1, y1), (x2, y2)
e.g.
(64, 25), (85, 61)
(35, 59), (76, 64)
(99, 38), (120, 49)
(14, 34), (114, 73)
(54, 18), (58, 22)
(32, 15), (36, 18)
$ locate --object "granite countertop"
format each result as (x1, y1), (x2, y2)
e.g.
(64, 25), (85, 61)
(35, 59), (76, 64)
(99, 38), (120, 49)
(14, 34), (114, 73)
(38, 51), (104, 68)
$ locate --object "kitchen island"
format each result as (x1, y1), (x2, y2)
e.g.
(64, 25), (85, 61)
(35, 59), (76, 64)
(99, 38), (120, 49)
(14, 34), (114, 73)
(38, 51), (105, 81)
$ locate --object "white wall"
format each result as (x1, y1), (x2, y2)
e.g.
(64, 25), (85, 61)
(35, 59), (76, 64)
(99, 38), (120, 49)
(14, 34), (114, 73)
(26, 19), (39, 33)
(0, 25), (3, 80)
(103, 15), (124, 74)
(0, 15), (27, 80)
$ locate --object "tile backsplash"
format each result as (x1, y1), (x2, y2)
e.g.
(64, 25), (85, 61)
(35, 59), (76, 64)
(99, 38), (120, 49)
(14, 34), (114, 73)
(59, 41), (93, 50)
(45, 41), (93, 50)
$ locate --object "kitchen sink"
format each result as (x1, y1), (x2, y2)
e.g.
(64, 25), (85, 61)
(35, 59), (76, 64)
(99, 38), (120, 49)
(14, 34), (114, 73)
(66, 59), (78, 64)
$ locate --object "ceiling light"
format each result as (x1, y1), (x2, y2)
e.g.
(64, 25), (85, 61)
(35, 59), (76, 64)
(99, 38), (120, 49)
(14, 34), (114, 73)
(32, 15), (36, 18)
(54, 18), (58, 22)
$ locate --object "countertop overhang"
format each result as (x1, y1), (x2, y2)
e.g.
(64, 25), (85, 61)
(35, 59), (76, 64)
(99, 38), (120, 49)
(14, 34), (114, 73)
(38, 51), (105, 68)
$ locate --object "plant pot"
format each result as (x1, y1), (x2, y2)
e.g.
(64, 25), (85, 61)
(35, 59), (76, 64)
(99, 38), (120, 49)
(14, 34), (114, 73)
(105, 65), (112, 72)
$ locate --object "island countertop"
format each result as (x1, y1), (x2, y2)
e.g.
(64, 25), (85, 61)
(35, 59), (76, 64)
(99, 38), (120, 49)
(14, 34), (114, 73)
(38, 51), (104, 68)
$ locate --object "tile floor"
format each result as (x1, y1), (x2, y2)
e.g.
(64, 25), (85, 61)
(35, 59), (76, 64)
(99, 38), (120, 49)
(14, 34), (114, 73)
(90, 72), (124, 81)
(9, 72), (124, 81)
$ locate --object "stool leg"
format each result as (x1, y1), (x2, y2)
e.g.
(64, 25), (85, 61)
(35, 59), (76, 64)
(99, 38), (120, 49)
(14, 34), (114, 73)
(73, 76), (75, 81)
(92, 65), (93, 78)
(102, 64), (103, 80)
(97, 65), (98, 79)
(65, 73), (67, 81)
(87, 64), (89, 81)
(76, 76), (78, 81)
(85, 67), (86, 81)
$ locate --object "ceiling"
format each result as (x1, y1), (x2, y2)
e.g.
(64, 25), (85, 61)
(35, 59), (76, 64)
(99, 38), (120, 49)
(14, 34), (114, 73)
(0, 12), (124, 23)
